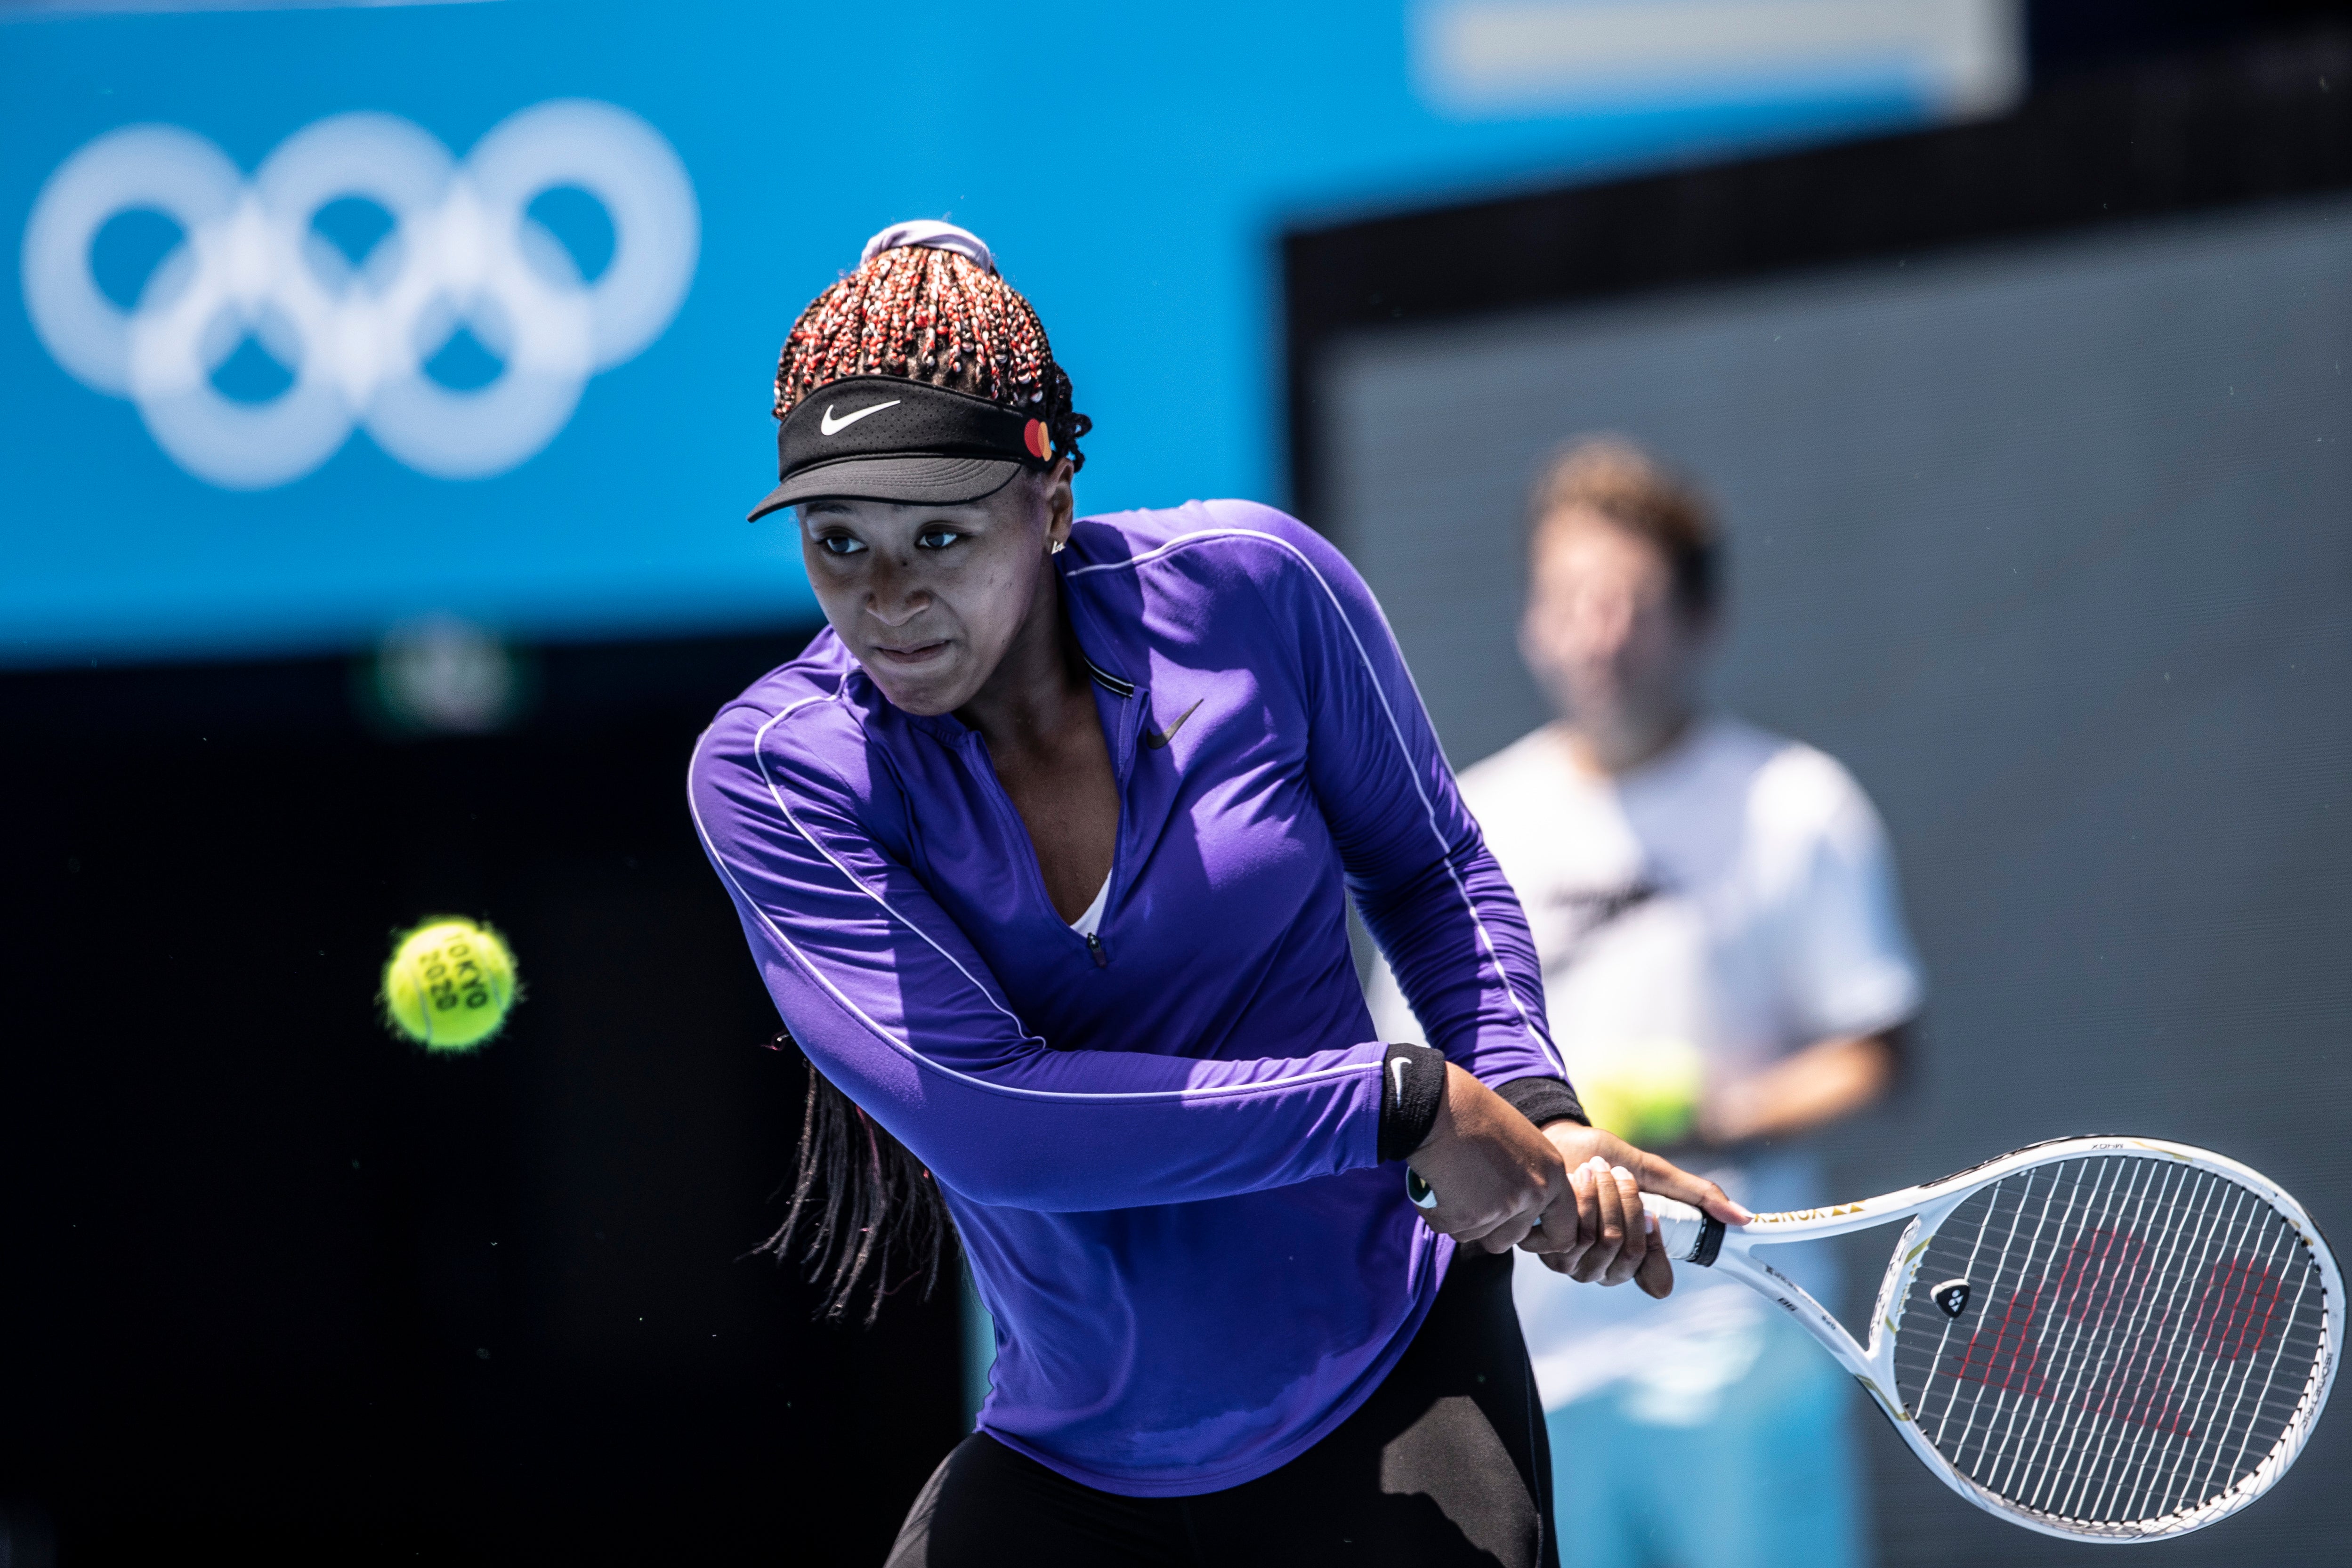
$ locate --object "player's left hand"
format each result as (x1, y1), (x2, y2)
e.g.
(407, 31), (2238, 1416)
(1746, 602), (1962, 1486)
(1520, 1123), (1752, 1299)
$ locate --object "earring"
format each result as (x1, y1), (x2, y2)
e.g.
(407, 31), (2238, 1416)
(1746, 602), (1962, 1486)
(1050, 538), (1067, 555)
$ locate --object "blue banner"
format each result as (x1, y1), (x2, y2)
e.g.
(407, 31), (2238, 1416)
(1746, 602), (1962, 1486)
(2, 0), (1941, 665)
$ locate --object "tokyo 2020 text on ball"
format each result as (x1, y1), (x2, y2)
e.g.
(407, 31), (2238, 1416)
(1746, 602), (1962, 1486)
(380, 916), (518, 1051)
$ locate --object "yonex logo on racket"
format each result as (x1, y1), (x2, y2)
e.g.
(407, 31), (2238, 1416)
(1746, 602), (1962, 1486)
(1749, 1201), (1864, 1225)
(20, 100), (699, 489)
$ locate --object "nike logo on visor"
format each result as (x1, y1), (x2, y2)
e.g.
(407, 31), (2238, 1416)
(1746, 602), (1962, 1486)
(1142, 699), (1203, 750)
(820, 399), (900, 436)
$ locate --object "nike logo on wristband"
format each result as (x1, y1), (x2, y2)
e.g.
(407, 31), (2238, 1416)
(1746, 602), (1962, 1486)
(819, 399), (900, 436)
(1143, 699), (1203, 750)
(1389, 1056), (1411, 1109)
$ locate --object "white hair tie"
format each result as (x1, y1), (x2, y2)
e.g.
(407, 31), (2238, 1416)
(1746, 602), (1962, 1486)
(860, 220), (995, 275)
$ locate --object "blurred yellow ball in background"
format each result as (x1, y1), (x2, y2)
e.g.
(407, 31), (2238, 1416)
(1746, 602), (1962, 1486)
(1572, 1038), (1704, 1148)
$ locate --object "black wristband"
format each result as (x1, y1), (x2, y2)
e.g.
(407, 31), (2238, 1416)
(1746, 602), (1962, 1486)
(1495, 1075), (1587, 1130)
(1378, 1043), (1447, 1161)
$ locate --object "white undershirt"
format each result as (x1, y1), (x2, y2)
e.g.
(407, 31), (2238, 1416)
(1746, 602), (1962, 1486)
(1068, 872), (1111, 938)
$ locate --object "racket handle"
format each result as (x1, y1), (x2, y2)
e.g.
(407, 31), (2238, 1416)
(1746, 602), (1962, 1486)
(1642, 1194), (1725, 1267)
(1405, 1172), (1725, 1267)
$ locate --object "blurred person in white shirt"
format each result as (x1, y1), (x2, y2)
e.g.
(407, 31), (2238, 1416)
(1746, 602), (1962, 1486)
(1366, 437), (1923, 1568)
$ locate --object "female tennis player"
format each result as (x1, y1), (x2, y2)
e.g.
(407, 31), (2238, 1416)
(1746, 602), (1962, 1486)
(688, 221), (1746, 1568)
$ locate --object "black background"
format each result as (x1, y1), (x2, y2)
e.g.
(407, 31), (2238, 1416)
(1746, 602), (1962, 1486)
(0, 634), (963, 1565)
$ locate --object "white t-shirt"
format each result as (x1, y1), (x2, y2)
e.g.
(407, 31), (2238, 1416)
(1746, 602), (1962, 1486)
(1365, 716), (1923, 1424)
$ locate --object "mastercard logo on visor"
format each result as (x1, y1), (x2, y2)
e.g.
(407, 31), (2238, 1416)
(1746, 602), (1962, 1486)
(1024, 419), (1053, 461)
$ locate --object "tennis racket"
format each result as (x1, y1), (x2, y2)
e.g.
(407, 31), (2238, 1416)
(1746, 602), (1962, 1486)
(1415, 1136), (2340, 1542)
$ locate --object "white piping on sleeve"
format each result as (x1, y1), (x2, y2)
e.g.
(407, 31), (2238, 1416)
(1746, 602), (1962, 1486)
(685, 694), (1381, 1106)
(1067, 527), (1563, 1076)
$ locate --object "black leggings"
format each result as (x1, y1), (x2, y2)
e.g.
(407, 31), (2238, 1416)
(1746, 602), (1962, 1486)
(885, 1248), (1557, 1568)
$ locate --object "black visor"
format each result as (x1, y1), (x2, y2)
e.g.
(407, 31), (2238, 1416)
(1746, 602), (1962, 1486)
(747, 376), (1055, 520)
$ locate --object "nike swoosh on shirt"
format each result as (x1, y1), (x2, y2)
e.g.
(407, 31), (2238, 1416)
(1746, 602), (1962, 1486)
(1142, 699), (1203, 750)
(819, 400), (900, 436)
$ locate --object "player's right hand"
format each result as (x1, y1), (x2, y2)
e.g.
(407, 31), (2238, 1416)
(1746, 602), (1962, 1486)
(1522, 1124), (1751, 1298)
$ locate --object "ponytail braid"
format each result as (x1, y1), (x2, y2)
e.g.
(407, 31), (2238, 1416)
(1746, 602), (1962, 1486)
(758, 1035), (953, 1327)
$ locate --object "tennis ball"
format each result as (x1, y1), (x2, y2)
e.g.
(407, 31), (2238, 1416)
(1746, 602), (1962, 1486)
(380, 916), (519, 1051)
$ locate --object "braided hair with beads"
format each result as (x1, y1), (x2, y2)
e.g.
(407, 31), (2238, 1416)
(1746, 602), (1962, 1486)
(771, 243), (1091, 471)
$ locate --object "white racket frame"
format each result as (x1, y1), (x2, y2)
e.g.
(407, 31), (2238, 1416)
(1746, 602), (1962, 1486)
(1644, 1135), (2341, 1544)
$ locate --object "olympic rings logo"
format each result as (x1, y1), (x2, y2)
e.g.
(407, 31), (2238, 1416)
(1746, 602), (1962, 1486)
(20, 100), (698, 489)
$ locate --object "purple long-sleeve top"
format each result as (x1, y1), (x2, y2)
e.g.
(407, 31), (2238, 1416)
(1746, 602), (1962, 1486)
(687, 500), (1561, 1495)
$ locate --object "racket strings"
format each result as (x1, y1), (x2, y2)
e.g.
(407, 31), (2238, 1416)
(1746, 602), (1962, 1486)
(1890, 1155), (2326, 1531)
